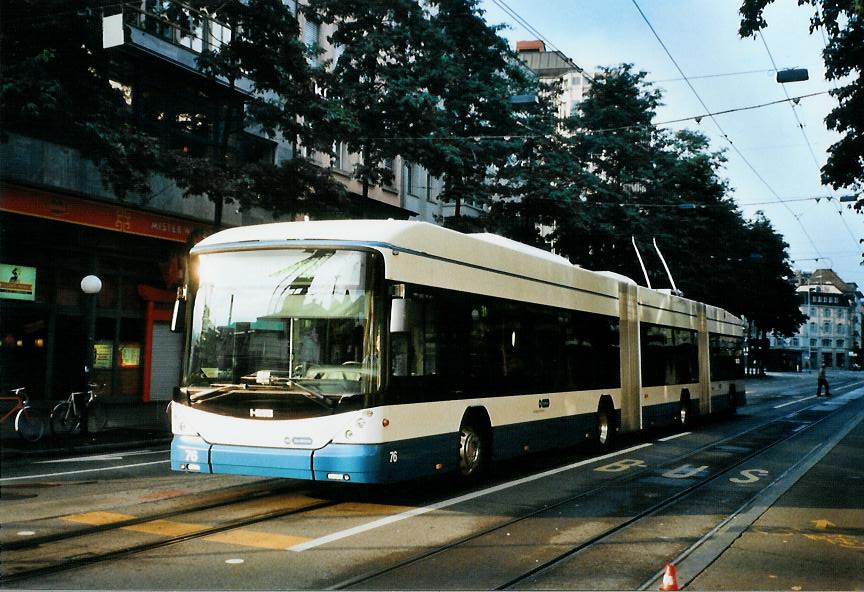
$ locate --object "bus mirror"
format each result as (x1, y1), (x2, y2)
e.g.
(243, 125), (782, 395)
(390, 298), (408, 333)
(171, 287), (186, 333)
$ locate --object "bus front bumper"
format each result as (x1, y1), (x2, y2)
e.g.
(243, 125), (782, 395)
(170, 434), (454, 483)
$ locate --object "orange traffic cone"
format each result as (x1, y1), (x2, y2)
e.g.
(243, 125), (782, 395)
(659, 563), (679, 591)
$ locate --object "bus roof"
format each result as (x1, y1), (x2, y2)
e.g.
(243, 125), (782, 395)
(193, 219), (743, 330)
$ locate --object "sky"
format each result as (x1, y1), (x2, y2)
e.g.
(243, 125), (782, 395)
(480, 0), (863, 288)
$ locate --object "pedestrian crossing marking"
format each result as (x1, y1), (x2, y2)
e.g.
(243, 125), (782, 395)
(63, 511), (136, 525)
(62, 511), (309, 549)
(206, 530), (310, 549)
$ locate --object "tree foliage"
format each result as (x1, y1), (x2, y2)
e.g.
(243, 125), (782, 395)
(491, 64), (805, 336)
(739, 0), (864, 211)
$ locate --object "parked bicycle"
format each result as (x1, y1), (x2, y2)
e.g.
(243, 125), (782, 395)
(1, 387), (46, 442)
(50, 384), (108, 435)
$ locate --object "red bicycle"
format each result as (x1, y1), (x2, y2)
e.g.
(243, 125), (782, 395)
(1, 387), (46, 442)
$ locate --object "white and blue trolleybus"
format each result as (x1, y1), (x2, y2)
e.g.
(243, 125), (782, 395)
(170, 220), (745, 483)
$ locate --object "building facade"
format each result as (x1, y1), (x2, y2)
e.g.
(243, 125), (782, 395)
(0, 1), (463, 404)
(768, 269), (862, 371)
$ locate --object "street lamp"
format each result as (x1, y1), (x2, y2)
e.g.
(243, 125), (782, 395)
(81, 275), (102, 395)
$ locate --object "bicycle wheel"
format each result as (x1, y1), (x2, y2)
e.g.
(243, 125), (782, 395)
(50, 401), (77, 435)
(15, 406), (46, 442)
(87, 399), (108, 432)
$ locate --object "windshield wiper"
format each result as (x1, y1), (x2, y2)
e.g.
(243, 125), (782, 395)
(289, 380), (337, 411)
(189, 384), (241, 403)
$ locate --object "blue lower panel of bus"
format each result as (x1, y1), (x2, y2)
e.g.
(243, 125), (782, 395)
(313, 432), (456, 483)
(170, 433), (457, 484)
(491, 413), (599, 459)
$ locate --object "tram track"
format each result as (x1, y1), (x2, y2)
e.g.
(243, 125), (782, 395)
(332, 385), (863, 590)
(0, 497), (340, 584)
(2, 379), (860, 589)
(0, 478), (302, 552)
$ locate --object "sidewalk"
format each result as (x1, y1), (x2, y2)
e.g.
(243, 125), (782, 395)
(689, 407), (864, 590)
(0, 399), (172, 460)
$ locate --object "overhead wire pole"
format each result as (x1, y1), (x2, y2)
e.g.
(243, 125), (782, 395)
(629, 0), (825, 263)
(759, 31), (861, 251)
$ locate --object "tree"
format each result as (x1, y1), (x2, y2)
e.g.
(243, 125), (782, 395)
(306, 0), (435, 200)
(492, 63), (805, 336)
(739, 0), (864, 211)
(551, 64), (667, 282)
(417, 0), (535, 226)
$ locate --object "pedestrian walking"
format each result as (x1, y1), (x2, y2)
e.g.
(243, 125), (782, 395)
(816, 364), (830, 398)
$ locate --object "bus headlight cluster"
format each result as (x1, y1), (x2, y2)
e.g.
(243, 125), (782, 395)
(174, 420), (200, 437)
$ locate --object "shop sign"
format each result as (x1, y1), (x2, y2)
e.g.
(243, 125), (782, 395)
(1, 185), (209, 243)
(119, 343), (142, 368)
(0, 264), (36, 301)
(94, 342), (114, 369)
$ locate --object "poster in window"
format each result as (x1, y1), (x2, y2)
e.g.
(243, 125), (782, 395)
(94, 342), (114, 369)
(119, 343), (142, 368)
(0, 264), (36, 301)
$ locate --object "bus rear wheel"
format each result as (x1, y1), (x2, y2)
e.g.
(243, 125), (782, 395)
(679, 393), (693, 429)
(597, 403), (616, 448)
(458, 422), (489, 479)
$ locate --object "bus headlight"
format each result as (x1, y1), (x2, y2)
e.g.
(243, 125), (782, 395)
(345, 429), (354, 440)
(173, 419), (200, 437)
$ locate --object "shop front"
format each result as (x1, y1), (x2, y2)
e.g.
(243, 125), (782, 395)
(0, 184), (207, 403)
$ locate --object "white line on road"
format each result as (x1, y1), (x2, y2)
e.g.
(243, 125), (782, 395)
(288, 442), (654, 552)
(774, 395), (817, 409)
(657, 432), (691, 442)
(36, 449), (169, 464)
(0, 460), (170, 483)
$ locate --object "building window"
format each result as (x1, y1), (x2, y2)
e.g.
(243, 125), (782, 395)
(792, 338), (799, 347)
(836, 340), (845, 348)
(810, 338), (817, 347)
(823, 321), (831, 333)
(822, 339), (831, 347)
(304, 19), (320, 51)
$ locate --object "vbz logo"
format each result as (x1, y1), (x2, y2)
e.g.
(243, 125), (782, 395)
(538, 398), (550, 409)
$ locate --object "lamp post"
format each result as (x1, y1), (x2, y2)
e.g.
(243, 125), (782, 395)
(80, 275), (102, 395)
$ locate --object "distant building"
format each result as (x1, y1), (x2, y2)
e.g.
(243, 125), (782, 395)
(768, 269), (862, 370)
(515, 40), (593, 120)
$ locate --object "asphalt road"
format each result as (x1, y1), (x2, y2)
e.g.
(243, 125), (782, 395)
(1, 371), (862, 590)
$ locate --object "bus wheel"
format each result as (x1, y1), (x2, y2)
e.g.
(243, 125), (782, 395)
(679, 392), (693, 429)
(597, 402), (616, 448)
(458, 420), (489, 479)
(727, 386), (737, 415)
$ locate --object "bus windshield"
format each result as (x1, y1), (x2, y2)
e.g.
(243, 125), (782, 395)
(185, 248), (382, 401)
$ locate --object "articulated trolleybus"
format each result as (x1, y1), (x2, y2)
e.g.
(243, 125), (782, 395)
(171, 220), (745, 483)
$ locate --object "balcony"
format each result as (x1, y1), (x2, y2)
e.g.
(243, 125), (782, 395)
(110, 2), (252, 93)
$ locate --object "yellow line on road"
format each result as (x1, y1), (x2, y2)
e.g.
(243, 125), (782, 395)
(62, 511), (309, 550)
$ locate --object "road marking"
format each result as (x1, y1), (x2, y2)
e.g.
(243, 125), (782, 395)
(774, 395), (817, 409)
(64, 511), (134, 526)
(36, 450), (167, 464)
(62, 511), (310, 550)
(288, 442), (653, 552)
(0, 460), (170, 483)
(206, 530), (309, 549)
(662, 464), (709, 479)
(658, 432), (691, 442)
(811, 519), (835, 529)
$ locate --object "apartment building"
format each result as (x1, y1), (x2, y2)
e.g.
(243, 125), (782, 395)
(768, 269), (862, 370)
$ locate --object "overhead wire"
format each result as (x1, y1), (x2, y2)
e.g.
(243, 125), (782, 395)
(629, 0), (825, 261)
(490, 0), (595, 83)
